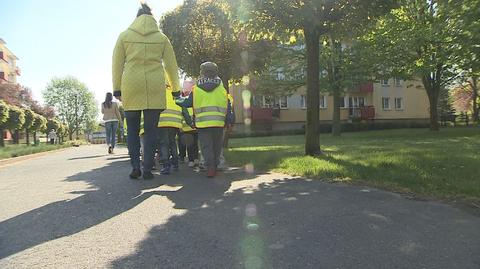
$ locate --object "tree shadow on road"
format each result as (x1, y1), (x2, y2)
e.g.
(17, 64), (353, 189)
(110, 177), (480, 269)
(0, 159), (159, 259)
(0, 159), (257, 260)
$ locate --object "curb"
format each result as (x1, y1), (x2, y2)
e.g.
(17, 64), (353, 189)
(0, 146), (74, 168)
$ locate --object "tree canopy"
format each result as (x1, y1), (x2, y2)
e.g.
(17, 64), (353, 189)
(43, 76), (98, 140)
(161, 0), (273, 87)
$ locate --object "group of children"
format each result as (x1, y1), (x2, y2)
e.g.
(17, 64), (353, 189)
(130, 62), (234, 178)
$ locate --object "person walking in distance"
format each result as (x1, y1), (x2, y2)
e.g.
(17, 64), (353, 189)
(101, 92), (122, 154)
(176, 62), (230, 178)
(112, 3), (180, 180)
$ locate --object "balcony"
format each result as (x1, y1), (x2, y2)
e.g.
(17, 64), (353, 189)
(359, 82), (374, 93)
(0, 51), (7, 63)
(251, 107), (273, 122)
(15, 67), (21, 76)
(360, 106), (375, 120)
(0, 72), (8, 82)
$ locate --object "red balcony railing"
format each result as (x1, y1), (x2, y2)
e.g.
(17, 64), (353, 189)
(359, 82), (374, 93)
(251, 107), (273, 121)
(360, 106), (375, 120)
(0, 72), (7, 82)
(15, 67), (21, 76)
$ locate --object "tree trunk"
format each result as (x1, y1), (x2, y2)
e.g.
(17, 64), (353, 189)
(13, 130), (19, 144)
(0, 129), (4, 147)
(33, 131), (37, 145)
(304, 27), (321, 156)
(422, 75), (440, 131)
(69, 131), (73, 141)
(332, 87), (341, 136)
(472, 76), (479, 124)
(25, 129), (30, 145)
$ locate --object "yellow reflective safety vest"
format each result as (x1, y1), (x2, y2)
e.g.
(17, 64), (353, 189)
(158, 88), (183, 129)
(193, 84), (228, 128)
(181, 107), (195, 132)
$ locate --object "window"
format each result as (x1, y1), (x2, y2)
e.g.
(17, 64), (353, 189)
(395, 98), (404, 110)
(319, 95), (327, 108)
(276, 72), (286, 81)
(340, 96), (347, 108)
(382, 97), (391, 110)
(381, 78), (389, 86)
(394, 77), (402, 86)
(358, 97), (365, 107)
(259, 95), (288, 109)
(277, 96), (288, 109)
(300, 95), (307, 108)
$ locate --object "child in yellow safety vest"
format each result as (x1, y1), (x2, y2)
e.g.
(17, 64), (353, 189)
(175, 62), (234, 177)
(157, 85), (184, 175)
(178, 106), (199, 168)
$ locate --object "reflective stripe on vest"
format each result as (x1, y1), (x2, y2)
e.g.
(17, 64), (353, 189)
(194, 106), (227, 114)
(159, 88), (182, 128)
(193, 84), (228, 128)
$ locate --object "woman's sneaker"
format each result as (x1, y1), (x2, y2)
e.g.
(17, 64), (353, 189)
(129, 169), (142, 179)
(108, 146), (113, 154)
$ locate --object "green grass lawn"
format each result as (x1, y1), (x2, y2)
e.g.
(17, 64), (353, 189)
(0, 143), (72, 160)
(226, 127), (480, 202)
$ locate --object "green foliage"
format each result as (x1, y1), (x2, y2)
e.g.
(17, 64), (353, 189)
(161, 1), (273, 84)
(43, 76), (98, 139)
(0, 100), (9, 126)
(2, 105), (25, 131)
(23, 109), (35, 131)
(32, 114), (47, 133)
(0, 143), (70, 160)
(227, 128), (480, 201)
(46, 118), (61, 132)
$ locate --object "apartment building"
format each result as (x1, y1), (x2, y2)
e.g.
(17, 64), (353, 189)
(0, 38), (21, 84)
(230, 78), (430, 132)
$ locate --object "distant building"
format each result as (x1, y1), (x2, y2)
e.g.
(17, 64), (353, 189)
(0, 38), (21, 141)
(0, 38), (21, 84)
(231, 78), (430, 133)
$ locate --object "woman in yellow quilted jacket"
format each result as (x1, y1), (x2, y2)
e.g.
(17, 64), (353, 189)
(112, 3), (180, 180)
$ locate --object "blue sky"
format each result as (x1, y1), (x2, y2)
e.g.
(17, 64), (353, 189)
(1, 0), (183, 105)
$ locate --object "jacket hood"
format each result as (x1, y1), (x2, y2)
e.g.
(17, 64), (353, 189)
(128, 15), (159, 36)
(197, 77), (222, 92)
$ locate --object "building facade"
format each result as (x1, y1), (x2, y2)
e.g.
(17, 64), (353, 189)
(0, 38), (21, 85)
(0, 38), (21, 141)
(231, 78), (430, 133)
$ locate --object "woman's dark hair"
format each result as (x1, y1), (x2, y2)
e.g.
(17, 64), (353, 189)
(103, 92), (113, 109)
(137, 3), (152, 17)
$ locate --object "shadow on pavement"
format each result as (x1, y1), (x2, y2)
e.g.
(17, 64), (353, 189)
(0, 159), (256, 260)
(111, 177), (480, 269)
(0, 159), (159, 259)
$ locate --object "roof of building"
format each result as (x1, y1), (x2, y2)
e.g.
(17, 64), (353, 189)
(0, 38), (19, 60)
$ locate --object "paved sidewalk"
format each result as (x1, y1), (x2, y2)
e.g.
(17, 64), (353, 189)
(0, 145), (479, 268)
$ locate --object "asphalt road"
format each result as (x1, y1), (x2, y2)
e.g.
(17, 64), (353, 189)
(0, 145), (479, 269)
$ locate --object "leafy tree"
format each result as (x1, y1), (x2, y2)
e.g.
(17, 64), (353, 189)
(362, 0), (472, 130)
(161, 0), (273, 88)
(23, 109), (36, 145)
(0, 100), (10, 147)
(43, 76), (98, 140)
(244, 0), (394, 155)
(32, 114), (47, 144)
(1, 105), (25, 144)
(450, 0), (480, 123)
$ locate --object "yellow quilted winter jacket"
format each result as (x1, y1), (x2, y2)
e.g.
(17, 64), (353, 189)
(112, 15), (180, 111)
